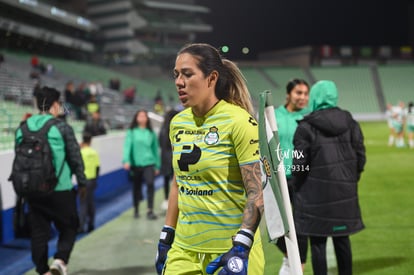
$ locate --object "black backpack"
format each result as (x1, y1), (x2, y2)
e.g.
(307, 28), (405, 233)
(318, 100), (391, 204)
(9, 118), (64, 197)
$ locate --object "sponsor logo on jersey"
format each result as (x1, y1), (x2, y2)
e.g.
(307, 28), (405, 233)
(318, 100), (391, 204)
(177, 175), (202, 181)
(175, 129), (206, 142)
(250, 139), (259, 144)
(179, 186), (213, 196)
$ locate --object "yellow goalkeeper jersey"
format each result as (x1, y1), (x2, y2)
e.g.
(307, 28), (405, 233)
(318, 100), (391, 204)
(170, 100), (260, 253)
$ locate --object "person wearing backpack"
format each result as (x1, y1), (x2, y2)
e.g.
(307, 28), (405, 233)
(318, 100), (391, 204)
(12, 86), (87, 275)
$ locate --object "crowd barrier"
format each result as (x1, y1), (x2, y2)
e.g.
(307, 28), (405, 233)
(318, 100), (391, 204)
(0, 133), (128, 244)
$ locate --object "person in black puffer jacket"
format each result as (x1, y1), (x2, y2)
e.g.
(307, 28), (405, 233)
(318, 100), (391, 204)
(292, 80), (366, 275)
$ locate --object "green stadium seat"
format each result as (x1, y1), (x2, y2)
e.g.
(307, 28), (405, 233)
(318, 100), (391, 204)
(310, 66), (380, 113)
(378, 65), (414, 105)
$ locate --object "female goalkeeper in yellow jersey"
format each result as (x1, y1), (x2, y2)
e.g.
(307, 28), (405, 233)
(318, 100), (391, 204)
(155, 43), (265, 275)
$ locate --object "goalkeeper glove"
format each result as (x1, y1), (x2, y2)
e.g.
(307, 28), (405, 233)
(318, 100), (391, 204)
(155, 226), (175, 275)
(206, 229), (254, 275)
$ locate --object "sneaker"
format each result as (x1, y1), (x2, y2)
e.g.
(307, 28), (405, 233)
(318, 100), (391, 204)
(147, 211), (158, 220)
(50, 259), (67, 275)
(161, 200), (169, 211)
(87, 224), (95, 233)
(134, 211), (140, 219)
(279, 257), (290, 275)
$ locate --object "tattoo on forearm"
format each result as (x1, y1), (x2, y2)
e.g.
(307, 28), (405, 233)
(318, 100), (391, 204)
(240, 161), (264, 232)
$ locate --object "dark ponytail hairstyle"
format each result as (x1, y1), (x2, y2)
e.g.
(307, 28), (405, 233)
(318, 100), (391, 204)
(177, 43), (254, 116)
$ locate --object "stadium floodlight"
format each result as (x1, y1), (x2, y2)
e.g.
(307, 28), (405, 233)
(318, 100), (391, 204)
(221, 45), (229, 53)
(19, 0), (38, 7)
(242, 47), (249, 55)
(51, 7), (67, 18)
(77, 17), (91, 27)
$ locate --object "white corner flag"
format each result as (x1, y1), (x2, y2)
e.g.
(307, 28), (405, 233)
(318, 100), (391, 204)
(259, 91), (303, 275)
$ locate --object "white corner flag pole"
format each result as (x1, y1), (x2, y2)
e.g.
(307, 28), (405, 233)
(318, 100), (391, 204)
(259, 91), (302, 275)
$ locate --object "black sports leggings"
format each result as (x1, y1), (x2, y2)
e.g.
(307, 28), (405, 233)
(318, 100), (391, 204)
(310, 235), (352, 275)
(163, 175), (171, 200)
(131, 165), (155, 210)
(276, 178), (308, 263)
(276, 234), (308, 263)
(28, 190), (78, 274)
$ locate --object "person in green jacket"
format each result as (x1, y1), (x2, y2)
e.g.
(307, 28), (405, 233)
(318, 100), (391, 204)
(15, 86), (87, 275)
(274, 78), (310, 275)
(123, 109), (160, 220)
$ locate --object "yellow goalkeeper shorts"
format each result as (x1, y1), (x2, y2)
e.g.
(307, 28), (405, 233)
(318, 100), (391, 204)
(162, 231), (264, 275)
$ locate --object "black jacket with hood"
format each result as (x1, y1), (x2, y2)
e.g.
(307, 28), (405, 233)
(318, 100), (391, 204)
(292, 80), (366, 236)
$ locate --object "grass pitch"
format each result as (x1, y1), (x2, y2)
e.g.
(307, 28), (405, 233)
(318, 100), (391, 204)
(21, 121), (412, 275)
(263, 121), (414, 274)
